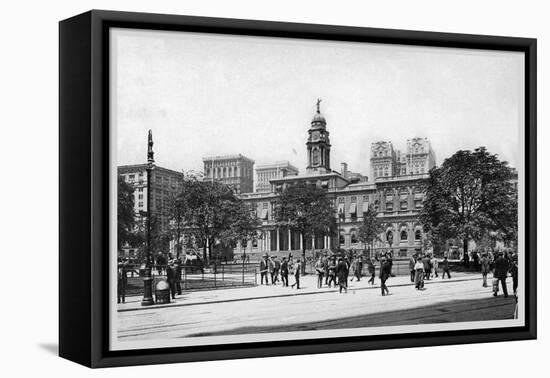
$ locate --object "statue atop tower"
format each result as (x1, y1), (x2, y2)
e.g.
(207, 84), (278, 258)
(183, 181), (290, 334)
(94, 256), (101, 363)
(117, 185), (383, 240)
(306, 99), (331, 174)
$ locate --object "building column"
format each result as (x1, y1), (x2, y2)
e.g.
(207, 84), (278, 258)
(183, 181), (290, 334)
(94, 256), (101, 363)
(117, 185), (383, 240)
(276, 227), (280, 252)
(312, 236), (316, 249)
(300, 234), (303, 251)
(288, 229), (292, 251)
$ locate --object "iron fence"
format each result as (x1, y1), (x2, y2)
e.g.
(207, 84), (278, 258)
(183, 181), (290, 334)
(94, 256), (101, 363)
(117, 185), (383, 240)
(122, 262), (257, 296)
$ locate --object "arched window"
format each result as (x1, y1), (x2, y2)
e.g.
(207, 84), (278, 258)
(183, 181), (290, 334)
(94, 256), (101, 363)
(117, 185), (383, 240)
(339, 231), (345, 245)
(415, 230), (422, 241)
(400, 230), (408, 241)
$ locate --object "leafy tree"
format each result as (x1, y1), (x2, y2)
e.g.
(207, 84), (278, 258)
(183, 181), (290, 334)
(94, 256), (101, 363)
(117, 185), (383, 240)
(175, 176), (259, 261)
(273, 182), (336, 274)
(357, 204), (383, 255)
(117, 175), (136, 251)
(420, 147), (517, 257)
(135, 213), (170, 264)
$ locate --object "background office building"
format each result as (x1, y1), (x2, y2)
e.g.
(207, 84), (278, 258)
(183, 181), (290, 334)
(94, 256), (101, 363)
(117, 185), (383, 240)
(203, 154), (255, 194)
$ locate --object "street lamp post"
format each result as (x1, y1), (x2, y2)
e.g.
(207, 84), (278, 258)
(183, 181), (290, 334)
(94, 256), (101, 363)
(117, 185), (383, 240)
(141, 130), (155, 306)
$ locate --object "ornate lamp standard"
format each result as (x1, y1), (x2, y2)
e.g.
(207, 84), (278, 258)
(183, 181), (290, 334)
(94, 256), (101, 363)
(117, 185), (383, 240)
(141, 130), (155, 306)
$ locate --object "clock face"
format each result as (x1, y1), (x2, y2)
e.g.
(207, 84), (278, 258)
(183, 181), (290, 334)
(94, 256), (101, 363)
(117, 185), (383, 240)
(312, 131), (320, 140)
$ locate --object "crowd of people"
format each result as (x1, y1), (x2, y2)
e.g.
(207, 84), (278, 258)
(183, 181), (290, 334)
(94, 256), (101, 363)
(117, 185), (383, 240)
(258, 251), (395, 296)
(256, 248), (519, 299)
(118, 248), (519, 304)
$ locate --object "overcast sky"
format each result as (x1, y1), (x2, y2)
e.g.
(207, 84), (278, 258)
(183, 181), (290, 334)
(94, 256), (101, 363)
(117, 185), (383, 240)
(112, 28), (524, 178)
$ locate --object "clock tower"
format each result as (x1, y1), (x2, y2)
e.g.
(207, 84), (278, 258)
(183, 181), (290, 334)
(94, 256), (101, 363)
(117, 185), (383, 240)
(306, 99), (332, 174)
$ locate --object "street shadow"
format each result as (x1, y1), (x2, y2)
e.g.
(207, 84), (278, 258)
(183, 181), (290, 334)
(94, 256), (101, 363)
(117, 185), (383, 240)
(185, 296), (516, 337)
(38, 343), (58, 356)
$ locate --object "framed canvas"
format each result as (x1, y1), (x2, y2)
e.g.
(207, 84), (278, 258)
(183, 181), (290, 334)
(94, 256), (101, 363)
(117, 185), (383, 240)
(59, 10), (537, 368)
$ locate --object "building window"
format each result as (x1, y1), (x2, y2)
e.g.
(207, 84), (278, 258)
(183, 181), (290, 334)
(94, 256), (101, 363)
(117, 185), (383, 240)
(415, 230), (422, 241)
(400, 230), (408, 241)
(138, 187), (143, 192)
(386, 202), (393, 211)
(350, 229), (358, 244)
(400, 201), (407, 210)
(339, 231), (345, 245)
(138, 194), (143, 200)
(415, 199), (423, 209)
(399, 249), (408, 257)
(138, 202), (143, 207)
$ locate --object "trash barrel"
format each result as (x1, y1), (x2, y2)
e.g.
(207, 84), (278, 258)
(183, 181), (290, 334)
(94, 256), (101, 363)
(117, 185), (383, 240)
(155, 280), (171, 304)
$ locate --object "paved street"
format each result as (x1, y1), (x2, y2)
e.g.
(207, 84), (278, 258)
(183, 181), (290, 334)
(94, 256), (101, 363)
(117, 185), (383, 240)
(117, 272), (516, 341)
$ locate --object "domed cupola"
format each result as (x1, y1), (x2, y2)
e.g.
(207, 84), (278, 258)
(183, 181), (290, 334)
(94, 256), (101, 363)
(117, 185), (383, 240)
(311, 99), (326, 128)
(306, 99), (331, 174)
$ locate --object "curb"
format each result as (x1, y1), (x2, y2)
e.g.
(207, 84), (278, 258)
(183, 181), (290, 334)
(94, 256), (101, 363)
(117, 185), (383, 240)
(118, 276), (480, 313)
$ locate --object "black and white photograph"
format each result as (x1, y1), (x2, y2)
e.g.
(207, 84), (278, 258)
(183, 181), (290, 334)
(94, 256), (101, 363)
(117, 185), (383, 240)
(110, 27), (526, 351)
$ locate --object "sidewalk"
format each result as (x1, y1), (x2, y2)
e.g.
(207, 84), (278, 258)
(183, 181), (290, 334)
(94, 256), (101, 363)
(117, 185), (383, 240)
(118, 272), (480, 312)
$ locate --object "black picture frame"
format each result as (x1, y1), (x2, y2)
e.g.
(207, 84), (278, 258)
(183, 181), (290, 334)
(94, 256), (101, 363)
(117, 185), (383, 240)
(59, 9), (537, 368)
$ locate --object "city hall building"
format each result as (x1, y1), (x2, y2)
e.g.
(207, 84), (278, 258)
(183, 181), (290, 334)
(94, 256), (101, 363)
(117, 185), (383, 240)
(236, 102), (436, 260)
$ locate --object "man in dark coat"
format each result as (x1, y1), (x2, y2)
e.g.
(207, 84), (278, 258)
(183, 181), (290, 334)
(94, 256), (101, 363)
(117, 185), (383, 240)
(259, 254), (270, 285)
(336, 257), (348, 293)
(366, 258), (376, 285)
(166, 260), (177, 299)
(280, 257), (289, 287)
(493, 253), (510, 298)
(291, 258), (302, 289)
(379, 257), (391, 296)
(327, 257), (337, 288)
(423, 254), (432, 280)
(441, 256), (451, 279)
(117, 258), (129, 304)
(271, 256), (280, 284)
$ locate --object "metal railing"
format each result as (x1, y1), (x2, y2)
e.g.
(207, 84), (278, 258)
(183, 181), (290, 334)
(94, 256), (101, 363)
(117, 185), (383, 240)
(122, 262), (257, 296)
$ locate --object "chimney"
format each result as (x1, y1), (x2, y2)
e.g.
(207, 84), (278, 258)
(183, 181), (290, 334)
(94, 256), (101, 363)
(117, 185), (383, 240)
(340, 162), (348, 179)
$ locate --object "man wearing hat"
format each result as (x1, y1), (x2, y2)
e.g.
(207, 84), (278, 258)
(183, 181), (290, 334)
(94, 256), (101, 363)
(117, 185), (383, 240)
(327, 256), (337, 288)
(271, 256), (280, 284)
(510, 254), (518, 295)
(336, 257), (348, 293)
(117, 258), (130, 304)
(493, 252), (510, 297)
(379, 256), (391, 296)
(280, 257), (289, 287)
(259, 253), (270, 285)
(166, 259), (177, 299)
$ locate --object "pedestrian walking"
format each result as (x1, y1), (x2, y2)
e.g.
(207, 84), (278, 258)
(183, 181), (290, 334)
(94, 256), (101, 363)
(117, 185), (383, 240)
(493, 252), (510, 298)
(315, 257), (324, 288)
(441, 256), (451, 279)
(379, 257), (391, 296)
(272, 256), (280, 284)
(336, 257), (348, 293)
(367, 258), (376, 285)
(259, 253), (270, 285)
(117, 258), (129, 304)
(480, 253), (491, 287)
(323, 253), (329, 285)
(291, 258), (302, 289)
(280, 257), (289, 287)
(409, 255), (416, 282)
(431, 255), (439, 278)
(414, 256), (425, 290)
(352, 256), (363, 282)
(327, 257), (337, 288)
(423, 254), (432, 280)
(166, 259), (178, 299)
